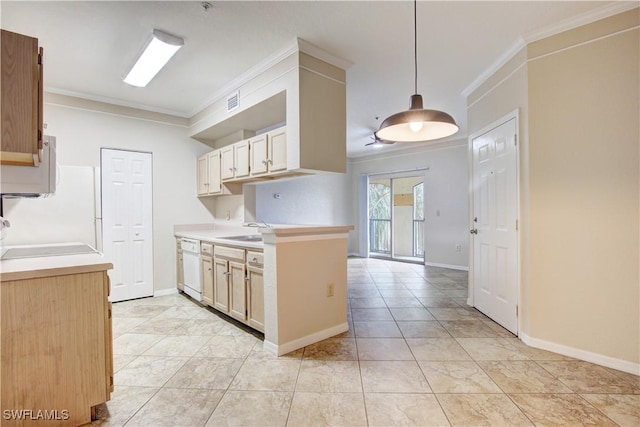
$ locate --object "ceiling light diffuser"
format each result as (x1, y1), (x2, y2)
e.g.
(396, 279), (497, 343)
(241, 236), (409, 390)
(375, 0), (458, 143)
(124, 29), (184, 87)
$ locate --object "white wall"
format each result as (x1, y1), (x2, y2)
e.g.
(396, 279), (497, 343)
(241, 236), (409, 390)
(5, 96), (217, 292)
(349, 141), (469, 269)
(248, 171), (352, 227)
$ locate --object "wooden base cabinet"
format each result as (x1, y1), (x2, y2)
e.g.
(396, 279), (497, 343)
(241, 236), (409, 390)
(201, 243), (214, 306)
(1, 270), (113, 426)
(247, 250), (265, 332)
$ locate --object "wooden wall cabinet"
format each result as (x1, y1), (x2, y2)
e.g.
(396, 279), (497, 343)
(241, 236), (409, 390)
(221, 140), (250, 182)
(1, 29), (43, 166)
(250, 126), (287, 177)
(246, 250), (265, 332)
(196, 149), (240, 197)
(201, 243), (214, 306)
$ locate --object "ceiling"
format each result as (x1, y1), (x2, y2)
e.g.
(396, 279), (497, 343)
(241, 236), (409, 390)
(1, 1), (629, 157)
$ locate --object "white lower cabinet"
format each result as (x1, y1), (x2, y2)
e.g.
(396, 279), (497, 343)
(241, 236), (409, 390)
(246, 250), (265, 332)
(201, 243), (214, 306)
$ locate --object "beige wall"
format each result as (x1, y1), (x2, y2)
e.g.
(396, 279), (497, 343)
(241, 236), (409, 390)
(468, 8), (639, 368)
(527, 13), (639, 365)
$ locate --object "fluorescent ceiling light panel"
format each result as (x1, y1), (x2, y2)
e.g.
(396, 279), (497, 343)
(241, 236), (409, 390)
(124, 29), (184, 87)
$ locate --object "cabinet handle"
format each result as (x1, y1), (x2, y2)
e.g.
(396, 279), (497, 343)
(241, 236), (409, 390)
(252, 257), (258, 263)
(267, 159), (273, 165)
(223, 271), (231, 276)
(262, 160), (267, 165)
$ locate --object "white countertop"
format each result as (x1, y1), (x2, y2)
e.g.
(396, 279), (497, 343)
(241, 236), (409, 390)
(0, 243), (113, 282)
(174, 223), (354, 249)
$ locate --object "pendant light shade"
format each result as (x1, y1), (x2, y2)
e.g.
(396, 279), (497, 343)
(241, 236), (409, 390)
(375, 1), (458, 143)
(375, 94), (459, 142)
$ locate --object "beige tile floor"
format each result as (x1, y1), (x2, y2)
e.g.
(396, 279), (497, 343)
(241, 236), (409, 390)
(91, 257), (640, 426)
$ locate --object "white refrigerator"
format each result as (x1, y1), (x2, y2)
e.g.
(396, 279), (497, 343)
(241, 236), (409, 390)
(3, 165), (101, 249)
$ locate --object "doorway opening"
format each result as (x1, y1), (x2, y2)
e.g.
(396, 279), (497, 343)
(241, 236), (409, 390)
(368, 174), (425, 264)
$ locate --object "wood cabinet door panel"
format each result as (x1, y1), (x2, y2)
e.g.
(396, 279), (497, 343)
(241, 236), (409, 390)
(221, 146), (235, 180)
(247, 266), (265, 332)
(213, 258), (229, 312)
(234, 140), (250, 178)
(1, 30), (41, 165)
(250, 134), (268, 176)
(197, 154), (208, 195)
(207, 150), (221, 194)
(201, 256), (214, 306)
(229, 261), (247, 321)
(268, 127), (287, 172)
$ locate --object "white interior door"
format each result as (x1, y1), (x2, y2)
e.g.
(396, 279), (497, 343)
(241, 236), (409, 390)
(101, 149), (153, 302)
(471, 117), (518, 334)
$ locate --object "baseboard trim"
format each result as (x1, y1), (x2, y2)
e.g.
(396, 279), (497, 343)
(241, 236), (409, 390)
(425, 262), (469, 271)
(154, 288), (179, 297)
(263, 323), (349, 356)
(520, 332), (640, 375)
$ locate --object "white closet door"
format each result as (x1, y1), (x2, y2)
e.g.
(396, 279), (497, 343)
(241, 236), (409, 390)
(101, 149), (153, 302)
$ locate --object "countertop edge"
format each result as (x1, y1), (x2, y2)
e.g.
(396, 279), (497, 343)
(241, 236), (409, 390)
(1, 261), (113, 282)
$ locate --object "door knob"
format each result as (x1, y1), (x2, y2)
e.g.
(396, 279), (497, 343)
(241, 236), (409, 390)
(470, 229), (478, 235)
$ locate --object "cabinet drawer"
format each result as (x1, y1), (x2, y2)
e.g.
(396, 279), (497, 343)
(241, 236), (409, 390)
(201, 242), (214, 256)
(247, 251), (264, 268)
(214, 245), (245, 262)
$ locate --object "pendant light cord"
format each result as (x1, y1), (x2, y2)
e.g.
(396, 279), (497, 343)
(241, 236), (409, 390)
(414, 0), (418, 95)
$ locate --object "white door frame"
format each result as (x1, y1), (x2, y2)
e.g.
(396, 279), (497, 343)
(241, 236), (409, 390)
(467, 109), (521, 334)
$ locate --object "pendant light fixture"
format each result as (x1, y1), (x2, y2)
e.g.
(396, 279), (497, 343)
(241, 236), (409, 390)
(375, 0), (459, 143)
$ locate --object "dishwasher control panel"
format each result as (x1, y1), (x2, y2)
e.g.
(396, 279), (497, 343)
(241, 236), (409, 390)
(180, 238), (200, 253)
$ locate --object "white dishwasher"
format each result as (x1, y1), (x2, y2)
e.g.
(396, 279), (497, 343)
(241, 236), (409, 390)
(181, 238), (202, 301)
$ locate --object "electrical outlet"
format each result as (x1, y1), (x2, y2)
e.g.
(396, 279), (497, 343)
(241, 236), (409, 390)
(326, 283), (334, 297)
(455, 244), (461, 252)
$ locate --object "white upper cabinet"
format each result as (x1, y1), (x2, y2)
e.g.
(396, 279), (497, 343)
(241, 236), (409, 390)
(190, 42), (347, 180)
(221, 145), (235, 181)
(197, 154), (209, 196)
(250, 127), (287, 178)
(221, 140), (250, 182)
(207, 150), (221, 193)
(234, 140), (250, 179)
(268, 127), (287, 173)
(249, 133), (268, 176)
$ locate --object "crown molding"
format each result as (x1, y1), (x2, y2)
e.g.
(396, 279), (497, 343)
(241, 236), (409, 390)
(187, 37), (351, 118)
(45, 86), (189, 118)
(461, 2), (638, 98)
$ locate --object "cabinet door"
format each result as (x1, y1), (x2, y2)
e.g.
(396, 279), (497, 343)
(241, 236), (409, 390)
(247, 266), (265, 332)
(234, 140), (250, 179)
(207, 150), (221, 194)
(196, 154), (209, 196)
(0, 30), (42, 166)
(229, 260), (247, 321)
(268, 127), (287, 172)
(220, 146), (235, 181)
(201, 255), (214, 306)
(177, 242), (184, 291)
(249, 134), (268, 176)
(213, 258), (230, 312)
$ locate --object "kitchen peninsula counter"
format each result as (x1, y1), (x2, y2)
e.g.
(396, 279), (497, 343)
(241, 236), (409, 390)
(175, 223), (354, 355)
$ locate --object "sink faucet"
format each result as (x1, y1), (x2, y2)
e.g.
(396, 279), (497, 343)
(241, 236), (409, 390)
(246, 221), (271, 228)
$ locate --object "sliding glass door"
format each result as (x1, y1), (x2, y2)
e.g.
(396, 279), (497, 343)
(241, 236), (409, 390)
(368, 174), (425, 263)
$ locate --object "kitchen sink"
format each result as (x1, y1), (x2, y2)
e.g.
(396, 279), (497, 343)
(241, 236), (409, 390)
(220, 235), (263, 242)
